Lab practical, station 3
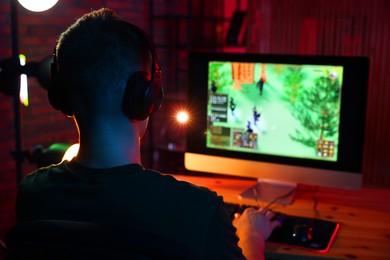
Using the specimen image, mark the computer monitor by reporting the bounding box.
[184,52,369,204]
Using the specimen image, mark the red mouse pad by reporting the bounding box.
[266,214,340,252]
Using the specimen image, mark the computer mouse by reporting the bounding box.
[292,224,313,243]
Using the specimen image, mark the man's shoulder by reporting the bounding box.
[20,162,65,185]
[143,170,220,201]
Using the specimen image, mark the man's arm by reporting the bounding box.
[204,199,246,259]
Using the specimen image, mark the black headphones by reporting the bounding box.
[48,21,163,120]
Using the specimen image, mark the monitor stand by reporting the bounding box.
[239,179,297,206]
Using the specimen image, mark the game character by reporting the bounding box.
[256,64,267,95]
[247,120,253,133]
[253,106,261,126]
[230,97,237,115]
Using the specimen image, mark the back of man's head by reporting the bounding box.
[54,8,148,121]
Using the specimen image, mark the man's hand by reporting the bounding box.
[233,207,281,260]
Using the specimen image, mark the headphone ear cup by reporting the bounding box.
[48,55,73,117]
[122,71,163,120]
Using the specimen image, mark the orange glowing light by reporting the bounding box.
[62,143,79,161]
[176,111,189,123]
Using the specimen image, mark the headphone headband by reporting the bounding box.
[48,20,163,120]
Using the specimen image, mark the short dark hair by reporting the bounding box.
[56,8,148,119]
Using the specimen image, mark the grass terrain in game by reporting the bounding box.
[206,61,344,161]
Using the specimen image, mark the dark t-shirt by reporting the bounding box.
[15,160,244,259]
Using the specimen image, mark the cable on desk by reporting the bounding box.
[250,185,297,210]
[308,186,319,225]
[264,187,297,209]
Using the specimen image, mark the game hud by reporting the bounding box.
[206,61,344,162]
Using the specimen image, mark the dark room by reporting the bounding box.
[0,0,389,259]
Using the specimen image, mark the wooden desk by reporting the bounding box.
[171,174,390,260]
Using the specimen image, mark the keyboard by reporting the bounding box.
[224,202,254,219]
[224,202,340,251]
[224,202,285,221]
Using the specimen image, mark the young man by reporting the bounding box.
[15,8,280,259]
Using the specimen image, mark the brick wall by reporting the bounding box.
[0,0,152,247]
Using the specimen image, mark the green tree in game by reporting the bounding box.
[290,72,341,148]
[282,66,306,105]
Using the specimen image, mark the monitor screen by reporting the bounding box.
[185,52,369,192]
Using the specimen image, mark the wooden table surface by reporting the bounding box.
[171,174,390,259]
